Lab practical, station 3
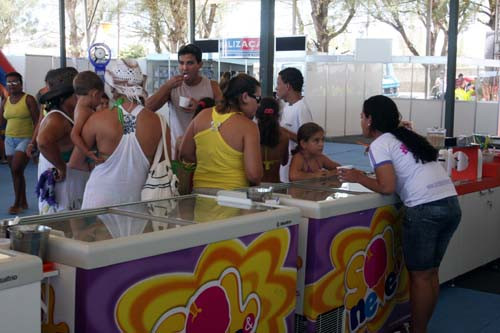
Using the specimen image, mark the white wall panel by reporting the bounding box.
[454,101,476,136]
[304,62,327,130]
[393,98,412,123]
[410,99,443,136]
[325,63,346,137]
[345,64,365,135]
[475,101,499,135]
[364,64,383,100]
[25,55,52,96]
[5,55,25,78]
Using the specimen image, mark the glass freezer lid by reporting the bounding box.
[114,195,277,224]
[278,177,373,194]
[42,212,163,242]
[273,184,357,202]
[291,177,344,189]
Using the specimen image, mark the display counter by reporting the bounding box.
[0,249,43,333]
[265,178,410,333]
[16,194,301,333]
[439,176,500,283]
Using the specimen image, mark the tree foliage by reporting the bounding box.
[130,0,224,54]
[119,44,146,59]
[65,0,122,58]
[66,0,84,57]
[475,0,496,30]
[364,0,480,57]
[131,0,189,54]
[0,0,38,48]
[277,0,306,35]
[197,0,221,39]
[309,0,358,52]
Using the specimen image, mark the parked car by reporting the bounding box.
[382,64,400,97]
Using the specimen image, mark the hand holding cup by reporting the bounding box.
[337,165,356,182]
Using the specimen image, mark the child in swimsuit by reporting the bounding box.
[256,97,289,183]
[70,71,106,164]
[289,122,340,181]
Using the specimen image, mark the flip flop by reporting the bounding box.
[8,206,22,215]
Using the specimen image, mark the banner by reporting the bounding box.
[221,38,260,58]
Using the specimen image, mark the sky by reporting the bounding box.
[3,0,493,60]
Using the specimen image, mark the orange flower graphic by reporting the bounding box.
[304,206,409,332]
[115,228,297,333]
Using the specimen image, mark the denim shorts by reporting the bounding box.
[403,196,461,271]
[4,136,31,156]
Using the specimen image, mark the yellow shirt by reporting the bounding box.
[193,108,248,190]
[455,88,470,101]
[3,94,33,138]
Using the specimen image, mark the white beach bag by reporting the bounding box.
[141,113,179,202]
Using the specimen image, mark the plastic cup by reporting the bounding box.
[179,96,191,108]
[427,128,446,148]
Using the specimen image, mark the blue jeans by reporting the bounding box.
[403,196,461,271]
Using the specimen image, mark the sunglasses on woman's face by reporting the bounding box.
[248,93,261,103]
[6,81,21,86]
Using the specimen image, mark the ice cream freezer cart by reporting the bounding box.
[267,178,410,333]
[0,249,43,333]
[16,194,302,333]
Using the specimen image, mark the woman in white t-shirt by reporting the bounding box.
[338,95,461,333]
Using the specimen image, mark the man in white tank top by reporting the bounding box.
[146,44,222,155]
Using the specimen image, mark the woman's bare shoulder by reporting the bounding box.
[242,116,259,131]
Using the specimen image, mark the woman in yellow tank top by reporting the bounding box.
[0,72,38,214]
[180,74,263,194]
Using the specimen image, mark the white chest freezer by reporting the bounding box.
[15,194,301,333]
[0,249,43,333]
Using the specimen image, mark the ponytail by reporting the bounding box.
[389,127,438,163]
[256,97,280,147]
[364,95,437,163]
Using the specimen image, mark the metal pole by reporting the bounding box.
[59,0,67,67]
[292,0,297,35]
[445,0,459,137]
[424,0,432,98]
[189,0,196,43]
[260,0,275,96]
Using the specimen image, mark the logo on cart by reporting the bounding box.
[150,267,261,333]
[115,228,295,333]
[345,230,402,332]
[0,274,17,283]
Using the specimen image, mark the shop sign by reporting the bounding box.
[221,38,260,58]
